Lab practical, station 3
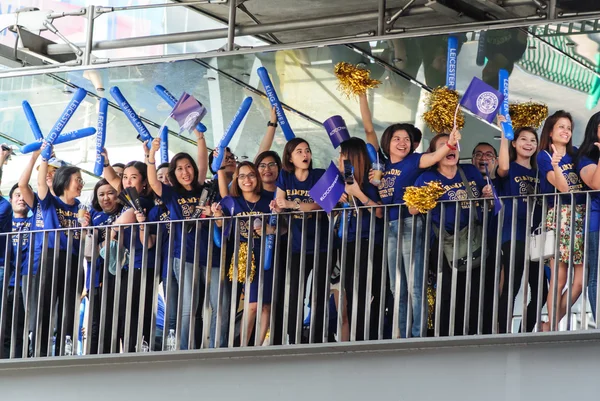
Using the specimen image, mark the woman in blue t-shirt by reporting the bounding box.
[336,138,383,341]
[495,118,546,333]
[577,111,600,319]
[88,179,123,354]
[536,110,586,332]
[412,133,493,336]
[148,138,213,349]
[272,138,329,344]
[18,147,90,356]
[361,94,462,338]
[212,162,275,345]
[103,154,158,352]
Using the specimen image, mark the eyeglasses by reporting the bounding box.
[76,178,85,186]
[258,162,278,170]
[237,173,257,181]
[473,151,496,159]
[225,154,238,162]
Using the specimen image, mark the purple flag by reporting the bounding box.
[309,162,345,214]
[171,92,207,132]
[460,77,504,124]
[323,115,351,149]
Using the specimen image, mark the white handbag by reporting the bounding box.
[529,227,556,262]
[529,153,558,262]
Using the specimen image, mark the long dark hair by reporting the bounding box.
[168,152,202,194]
[577,111,600,164]
[339,137,369,188]
[123,161,154,199]
[509,127,538,170]
[380,123,415,158]
[282,138,313,173]
[230,161,263,197]
[538,110,576,157]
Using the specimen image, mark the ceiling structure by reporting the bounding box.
[0,1,599,196]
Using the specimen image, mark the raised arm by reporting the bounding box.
[359,93,379,152]
[419,128,461,169]
[0,145,11,191]
[217,168,230,198]
[257,106,277,156]
[18,150,40,208]
[36,148,50,201]
[101,148,122,192]
[496,115,510,178]
[193,123,208,185]
[147,138,162,198]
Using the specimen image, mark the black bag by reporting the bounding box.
[434,167,485,271]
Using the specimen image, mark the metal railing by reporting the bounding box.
[0,192,596,359]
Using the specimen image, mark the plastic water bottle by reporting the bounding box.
[166,329,176,351]
[64,336,73,356]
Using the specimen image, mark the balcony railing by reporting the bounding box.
[0,192,595,358]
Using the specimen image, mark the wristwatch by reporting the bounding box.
[293,198,301,210]
[267,121,278,127]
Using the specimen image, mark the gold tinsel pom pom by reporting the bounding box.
[509,102,549,129]
[228,241,256,283]
[403,181,445,214]
[334,62,381,98]
[422,87,464,134]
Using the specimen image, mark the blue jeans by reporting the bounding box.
[387,216,425,338]
[588,230,599,319]
[173,258,199,350]
[201,266,230,348]
[162,271,178,333]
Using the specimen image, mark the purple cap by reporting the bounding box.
[323,115,351,149]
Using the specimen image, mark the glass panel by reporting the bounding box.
[2,20,600,194]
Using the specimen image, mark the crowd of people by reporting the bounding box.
[1,95,600,358]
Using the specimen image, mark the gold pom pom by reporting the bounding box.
[509,102,548,129]
[228,242,256,283]
[334,62,381,98]
[422,87,464,134]
[403,181,445,214]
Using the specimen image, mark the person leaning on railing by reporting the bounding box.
[18,145,89,356]
[537,110,587,332]
[87,179,124,355]
[146,135,222,350]
[102,154,157,353]
[211,161,275,346]
[411,133,493,337]
[336,137,383,342]
[2,183,30,358]
[576,110,600,320]
[270,138,329,344]
[360,91,463,338]
[495,118,545,333]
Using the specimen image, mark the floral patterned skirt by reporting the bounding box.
[545,204,585,264]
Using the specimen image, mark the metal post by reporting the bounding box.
[377,0,386,36]
[548,0,557,19]
[227,0,237,52]
[83,5,95,65]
